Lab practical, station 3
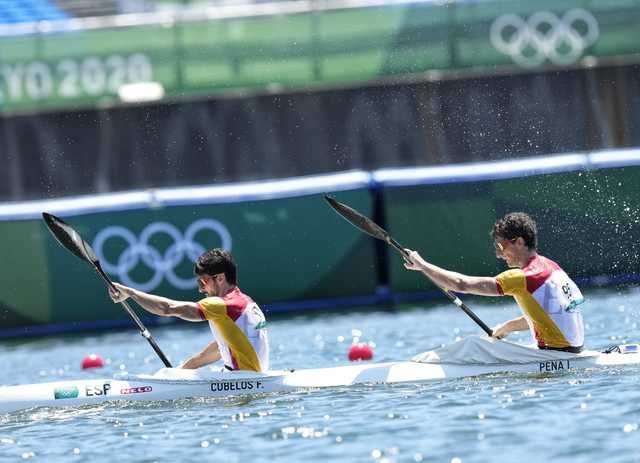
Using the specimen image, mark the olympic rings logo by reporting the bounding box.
[93,219,232,292]
[490,9,599,67]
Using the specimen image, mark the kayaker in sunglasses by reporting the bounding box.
[109,248,269,371]
[403,212,584,353]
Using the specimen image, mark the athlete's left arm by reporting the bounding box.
[180,341,221,369]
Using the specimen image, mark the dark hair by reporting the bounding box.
[194,248,237,285]
[491,212,538,250]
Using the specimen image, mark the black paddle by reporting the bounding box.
[324,196,493,336]
[42,212,173,367]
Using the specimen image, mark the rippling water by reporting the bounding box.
[1,286,640,463]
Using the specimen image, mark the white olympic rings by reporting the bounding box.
[490,9,599,67]
[93,219,232,292]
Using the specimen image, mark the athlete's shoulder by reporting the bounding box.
[535,254,562,270]
[495,268,526,295]
[523,254,560,275]
[196,296,226,320]
[198,296,225,311]
[223,287,254,306]
[523,254,564,293]
[496,268,525,280]
[198,296,224,306]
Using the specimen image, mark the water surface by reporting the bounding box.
[1,287,640,463]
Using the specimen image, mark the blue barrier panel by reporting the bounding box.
[0,171,380,336]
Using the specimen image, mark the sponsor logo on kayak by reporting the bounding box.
[120,386,153,395]
[210,381,263,392]
[54,386,79,400]
[85,383,111,397]
[539,360,571,372]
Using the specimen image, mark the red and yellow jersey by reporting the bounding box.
[197,287,269,372]
[496,254,584,349]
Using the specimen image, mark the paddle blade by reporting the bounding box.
[42,212,99,265]
[324,195,390,241]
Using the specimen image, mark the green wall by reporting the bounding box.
[1,155,638,332]
[383,166,640,294]
[2,0,640,113]
[0,188,377,328]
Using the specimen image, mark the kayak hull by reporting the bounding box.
[2,348,639,414]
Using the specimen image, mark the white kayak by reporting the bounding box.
[2,337,639,414]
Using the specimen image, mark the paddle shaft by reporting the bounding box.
[42,212,173,368]
[385,236,493,337]
[92,262,173,368]
[323,196,493,337]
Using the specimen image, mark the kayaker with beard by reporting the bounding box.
[109,248,269,371]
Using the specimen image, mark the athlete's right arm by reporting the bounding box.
[403,250,500,296]
[109,282,203,322]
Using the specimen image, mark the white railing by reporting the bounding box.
[0,0,441,36]
[373,149,640,186]
[1,148,638,221]
[0,171,371,219]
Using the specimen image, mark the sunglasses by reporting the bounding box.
[197,273,224,284]
[494,237,517,252]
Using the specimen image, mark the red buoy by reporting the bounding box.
[348,343,374,361]
[81,354,105,370]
